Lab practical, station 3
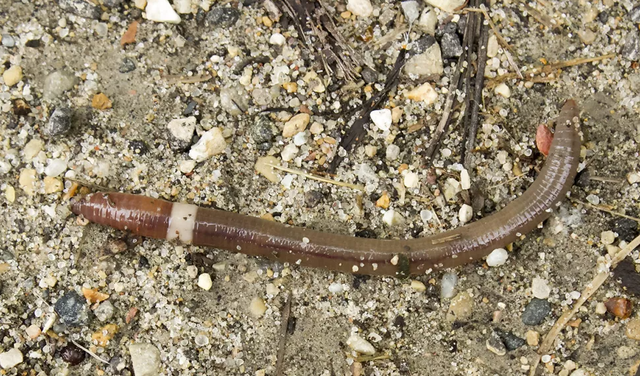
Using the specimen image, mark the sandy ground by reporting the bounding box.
[1,0,640,375]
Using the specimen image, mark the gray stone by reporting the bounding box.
[404,43,444,76]
[250,116,276,147]
[486,330,506,356]
[119,58,136,73]
[401,1,420,24]
[45,106,72,137]
[498,331,526,351]
[205,7,241,27]
[43,70,76,101]
[630,6,640,23]
[54,290,89,326]
[412,35,436,55]
[102,0,124,7]
[440,33,463,58]
[621,30,640,61]
[129,343,161,376]
[220,86,248,115]
[521,298,551,325]
[57,0,101,19]
[1,34,15,48]
[94,300,115,322]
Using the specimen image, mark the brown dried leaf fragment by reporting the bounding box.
[121,20,138,46]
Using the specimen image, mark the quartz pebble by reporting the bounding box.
[600,230,616,245]
[403,172,419,188]
[0,348,23,369]
[23,139,44,162]
[145,0,181,23]
[458,204,473,224]
[522,298,551,325]
[404,44,444,76]
[95,300,115,322]
[460,169,470,190]
[173,0,191,13]
[178,160,196,174]
[531,277,551,299]
[595,302,607,315]
[486,248,508,267]
[410,280,426,292]
[425,0,464,12]
[249,297,267,318]
[617,345,637,359]
[346,0,373,17]
[386,144,400,160]
[486,34,499,57]
[401,1,420,24]
[440,272,458,298]
[346,333,375,354]
[418,9,437,35]
[370,109,392,131]
[382,209,405,226]
[45,106,72,137]
[281,143,299,162]
[405,82,438,104]
[494,83,511,98]
[3,65,22,87]
[269,33,286,46]
[43,176,63,193]
[58,0,101,19]
[167,117,196,151]
[627,172,640,184]
[25,324,41,339]
[626,318,640,340]
[19,169,37,196]
[43,70,76,101]
[283,113,310,137]
[446,291,474,322]
[197,273,213,290]
[309,122,323,134]
[189,128,226,161]
[525,330,540,346]
[129,343,161,376]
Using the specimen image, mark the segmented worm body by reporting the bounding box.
[72,101,582,277]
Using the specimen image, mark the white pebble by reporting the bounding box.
[0,348,23,369]
[405,82,438,104]
[328,282,344,294]
[382,209,405,226]
[386,144,400,160]
[280,143,299,162]
[269,33,286,46]
[346,0,373,17]
[441,272,458,298]
[600,230,616,245]
[586,194,600,205]
[531,277,551,299]
[145,0,181,23]
[255,156,279,183]
[23,139,44,162]
[129,343,161,376]
[403,172,419,188]
[460,168,471,190]
[197,273,213,290]
[189,128,226,162]
[167,116,196,144]
[486,248,509,267]
[178,160,196,174]
[627,172,640,184]
[417,9,437,35]
[401,1,420,24]
[44,159,67,177]
[424,0,465,12]
[370,109,392,131]
[487,34,499,58]
[293,132,307,146]
[346,333,376,354]
[249,297,267,318]
[458,204,473,223]
[494,83,511,98]
[280,174,294,189]
[410,280,426,292]
[420,209,433,222]
[173,0,191,13]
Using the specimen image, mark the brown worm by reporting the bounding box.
[71,100,582,277]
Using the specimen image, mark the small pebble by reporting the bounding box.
[5,185,15,203]
[283,113,310,137]
[418,9,437,35]
[382,210,405,226]
[0,349,24,369]
[346,0,373,17]
[189,128,226,161]
[446,291,474,322]
[95,300,115,322]
[309,122,324,134]
[578,29,596,45]
[621,30,640,62]
[424,0,465,12]
[458,204,473,224]
[441,272,458,298]
[403,172,419,188]
[460,169,470,190]
[631,6,640,23]
[522,298,551,325]
[293,132,307,146]
[197,273,213,290]
[1,34,15,48]
[600,230,616,245]
[627,172,640,184]
[280,143,299,162]
[346,333,376,354]
[3,65,23,87]
[195,334,209,347]
[569,370,589,376]
[410,280,426,292]
[60,344,85,365]
[249,297,267,318]
[531,277,551,299]
[328,282,344,294]
[269,33,286,46]
[173,0,191,13]
[25,324,41,339]
[45,106,72,137]
[626,318,640,340]
[440,33,462,58]
[401,1,420,24]
[54,290,89,326]
[486,248,508,267]
[617,345,637,359]
[526,330,540,346]
[604,297,632,319]
[370,109,392,131]
[494,83,511,98]
[119,58,136,73]
[43,70,76,101]
[486,34,499,57]
[255,156,279,182]
[129,343,161,376]
[420,209,433,223]
[404,44,443,76]
[19,169,37,196]
[486,330,506,356]
[205,7,241,27]
[595,302,607,315]
[145,0,181,23]
[405,82,438,104]
[386,144,400,160]
[167,117,196,151]
[23,139,44,162]
[178,160,196,174]
[58,0,101,19]
[499,331,526,351]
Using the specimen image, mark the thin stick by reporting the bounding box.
[529,234,640,376]
[70,339,110,364]
[570,198,640,223]
[267,163,365,191]
[275,293,292,376]
[589,176,624,184]
[460,0,479,162]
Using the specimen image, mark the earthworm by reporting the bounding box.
[71,100,582,277]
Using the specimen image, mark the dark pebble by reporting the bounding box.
[613,259,640,297]
[54,290,89,326]
[609,217,639,242]
[138,255,150,269]
[45,106,72,137]
[486,330,506,355]
[25,39,42,48]
[0,249,15,261]
[304,190,324,208]
[457,15,467,35]
[598,10,608,24]
[60,343,85,365]
[361,66,378,83]
[412,35,436,55]
[436,21,457,37]
[574,169,590,188]
[621,30,640,61]
[250,116,276,145]
[129,140,148,155]
[440,33,463,58]
[58,0,101,19]
[119,58,136,73]
[205,7,241,27]
[498,330,526,351]
[12,99,30,116]
[521,298,551,325]
[630,6,640,23]
[355,228,377,238]
[183,101,198,116]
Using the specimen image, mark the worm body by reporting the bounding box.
[72,101,581,277]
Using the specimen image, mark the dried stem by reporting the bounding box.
[267,163,365,191]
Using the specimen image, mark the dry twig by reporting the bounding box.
[275,293,292,376]
[267,163,364,191]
